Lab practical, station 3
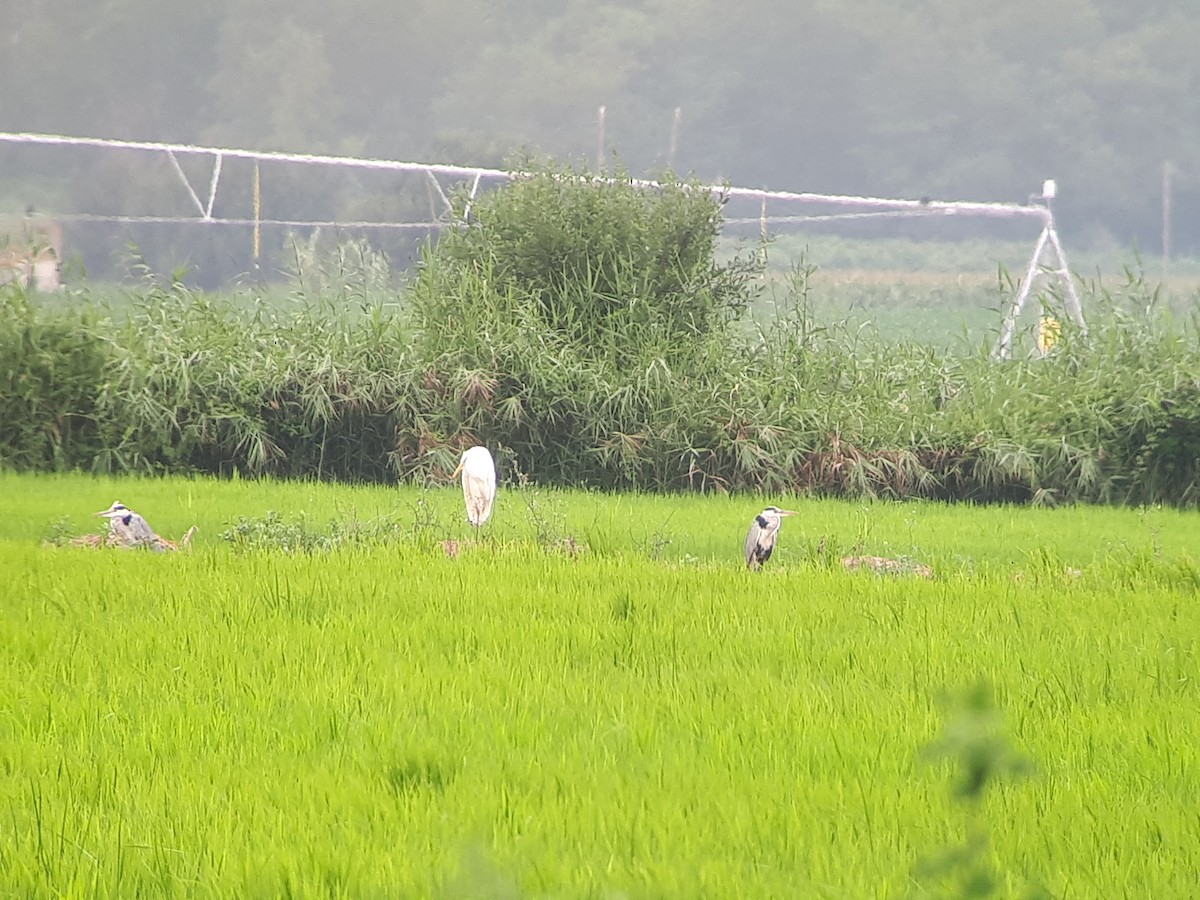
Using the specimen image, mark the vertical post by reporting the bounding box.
[253,162,261,270]
[667,107,682,171]
[759,195,769,264]
[596,105,606,173]
[1163,160,1173,281]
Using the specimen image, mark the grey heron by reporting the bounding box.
[744,505,798,570]
[96,500,162,550]
[451,446,497,527]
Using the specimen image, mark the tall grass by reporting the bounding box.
[4,164,1200,504]
[3,473,1199,897]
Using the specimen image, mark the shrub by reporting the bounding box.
[393,160,763,488]
[408,161,759,363]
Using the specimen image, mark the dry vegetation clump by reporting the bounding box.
[61,524,198,551]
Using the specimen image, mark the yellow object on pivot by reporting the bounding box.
[1036,315,1061,356]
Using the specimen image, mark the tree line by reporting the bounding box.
[2,0,1198,280]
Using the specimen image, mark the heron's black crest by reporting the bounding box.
[120,514,132,526]
[755,514,769,529]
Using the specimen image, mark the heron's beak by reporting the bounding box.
[779,509,799,516]
[450,461,464,480]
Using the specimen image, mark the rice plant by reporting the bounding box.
[2,472,1199,897]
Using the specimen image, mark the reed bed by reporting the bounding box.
[6,267,1200,505]
[5,164,1200,504]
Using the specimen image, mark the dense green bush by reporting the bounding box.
[410,163,757,360]
[3,170,1200,505]
[392,163,763,487]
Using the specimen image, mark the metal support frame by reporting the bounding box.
[0,132,1083,347]
[993,218,1083,360]
[723,189,1083,362]
[165,149,223,219]
[0,131,509,232]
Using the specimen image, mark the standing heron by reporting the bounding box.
[96,500,162,550]
[451,446,497,527]
[744,505,798,570]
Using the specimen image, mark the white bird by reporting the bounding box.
[95,500,162,550]
[451,446,497,527]
[744,505,798,570]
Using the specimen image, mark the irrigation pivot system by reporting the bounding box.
[0,131,1080,358]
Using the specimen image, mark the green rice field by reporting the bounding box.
[3,471,1199,897]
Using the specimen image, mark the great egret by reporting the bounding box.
[451,446,497,527]
[744,505,797,570]
[96,500,162,550]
